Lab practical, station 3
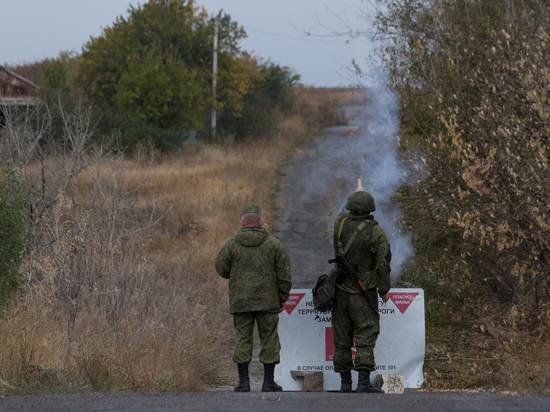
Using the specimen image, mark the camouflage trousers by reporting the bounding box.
[332,288,380,373]
[232,312,281,364]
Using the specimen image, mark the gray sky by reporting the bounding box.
[1,0,375,87]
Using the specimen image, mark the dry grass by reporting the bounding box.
[421,332,550,396]
[0,86,354,394]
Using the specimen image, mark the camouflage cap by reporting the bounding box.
[242,204,261,215]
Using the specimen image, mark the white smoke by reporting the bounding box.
[363,86,414,278]
[275,77,416,284]
[331,86,415,279]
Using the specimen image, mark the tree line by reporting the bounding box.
[11,0,300,150]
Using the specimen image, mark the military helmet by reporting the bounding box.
[346,191,376,213]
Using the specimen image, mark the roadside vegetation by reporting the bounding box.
[373,0,550,394]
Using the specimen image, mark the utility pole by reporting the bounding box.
[212,17,218,137]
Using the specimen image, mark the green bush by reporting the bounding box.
[0,170,34,308]
[218,61,300,139]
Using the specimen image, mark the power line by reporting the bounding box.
[243,25,352,45]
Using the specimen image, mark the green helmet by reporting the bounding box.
[346,191,376,213]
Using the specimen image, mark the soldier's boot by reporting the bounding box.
[261,363,283,392]
[356,370,384,393]
[234,363,250,392]
[340,371,352,393]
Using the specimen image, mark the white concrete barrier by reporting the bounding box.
[275,288,425,391]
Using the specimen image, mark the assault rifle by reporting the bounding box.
[328,254,379,319]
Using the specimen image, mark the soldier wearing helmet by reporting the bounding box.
[331,191,391,393]
[215,204,292,392]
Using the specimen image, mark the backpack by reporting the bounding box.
[312,217,375,312]
[312,269,338,312]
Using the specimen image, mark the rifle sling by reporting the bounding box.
[337,217,347,255]
[337,217,377,289]
[343,220,371,255]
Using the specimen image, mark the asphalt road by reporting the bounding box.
[2,391,549,412]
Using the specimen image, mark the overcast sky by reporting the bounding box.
[1,0,376,87]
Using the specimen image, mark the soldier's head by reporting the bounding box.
[346,191,376,215]
[241,204,263,227]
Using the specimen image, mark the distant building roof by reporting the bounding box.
[0,64,41,113]
[0,65,42,128]
[0,64,41,92]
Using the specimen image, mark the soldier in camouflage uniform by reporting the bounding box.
[331,191,391,393]
[215,204,292,392]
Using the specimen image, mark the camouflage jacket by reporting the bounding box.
[332,212,391,296]
[215,227,292,314]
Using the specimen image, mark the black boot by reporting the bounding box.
[234,363,250,392]
[340,371,352,393]
[356,370,384,393]
[261,363,282,392]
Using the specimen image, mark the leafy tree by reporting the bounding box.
[218,58,300,138]
[259,63,300,109]
[78,0,249,147]
[114,51,204,131]
[41,51,80,101]
[0,170,34,308]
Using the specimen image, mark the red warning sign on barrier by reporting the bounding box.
[325,327,356,361]
[388,292,418,314]
[283,293,305,315]
[325,327,334,361]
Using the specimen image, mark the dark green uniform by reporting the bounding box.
[331,211,391,373]
[216,227,292,364]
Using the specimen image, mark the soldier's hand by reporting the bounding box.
[380,293,389,303]
[279,302,285,313]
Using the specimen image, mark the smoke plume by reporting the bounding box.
[332,86,415,279]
